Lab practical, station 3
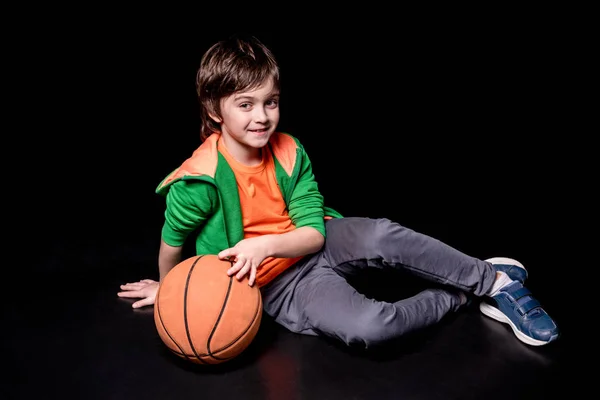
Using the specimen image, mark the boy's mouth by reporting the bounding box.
[249,128,269,134]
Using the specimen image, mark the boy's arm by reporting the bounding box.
[265,226,324,258]
[159,180,218,278]
[287,144,327,236]
[158,239,184,281]
[161,180,218,247]
[118,180,216,308]
[218,226,323,286]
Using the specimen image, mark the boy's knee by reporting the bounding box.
[315,310,398,349]
[345,321,392,349]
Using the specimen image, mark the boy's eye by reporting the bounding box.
[239,103,251,109]
[266,99,279,107]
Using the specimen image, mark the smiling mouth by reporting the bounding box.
[249,128,269,134]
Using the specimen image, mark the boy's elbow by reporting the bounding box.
[311,228,325,252]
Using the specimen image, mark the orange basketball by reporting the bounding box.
[154,254,263,365]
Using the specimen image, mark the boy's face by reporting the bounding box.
[212,77,280,159]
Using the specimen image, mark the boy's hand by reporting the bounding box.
[218,236,271,286]
[117,279,159,308]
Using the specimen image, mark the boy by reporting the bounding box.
[118,34,559,348]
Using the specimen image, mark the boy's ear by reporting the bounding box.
[208,112,222,123]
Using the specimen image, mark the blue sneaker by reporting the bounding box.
[479,280,559,346]
[486,257,528,284]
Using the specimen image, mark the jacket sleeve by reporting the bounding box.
[287,146,326,237]
[161,180,218,246]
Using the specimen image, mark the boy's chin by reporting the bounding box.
[248,132,272,146]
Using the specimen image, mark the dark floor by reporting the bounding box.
[9,23,580,400]
[5,233,572,400]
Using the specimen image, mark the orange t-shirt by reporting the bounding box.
[218,141,304,287]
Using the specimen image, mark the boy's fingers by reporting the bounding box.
[236,261,251,281]
[117,291,141,298]
[121,282,142,289]
[248,267,256,287]
[132,297,154,309]
[218,249,232,259]
[227,263,239,276]
[227,256,245,276]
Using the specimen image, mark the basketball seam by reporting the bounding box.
[206,274,233,360]
[207,288,262,360]
[183,256,209,364]
[156,292,192,362]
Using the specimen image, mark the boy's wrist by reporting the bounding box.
[263,234,278,258]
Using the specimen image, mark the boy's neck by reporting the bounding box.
[219,135,263,167]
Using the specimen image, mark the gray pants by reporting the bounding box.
[260,217,497,348]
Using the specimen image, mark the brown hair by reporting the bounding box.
[196,35,280,141]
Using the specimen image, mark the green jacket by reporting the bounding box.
[156,132,343,255]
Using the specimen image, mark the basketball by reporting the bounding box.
[153,254,263,365]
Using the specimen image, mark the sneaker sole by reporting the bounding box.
[485,257,527,272]
[479,302,553,346]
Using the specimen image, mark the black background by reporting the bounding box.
[15,14,589,335]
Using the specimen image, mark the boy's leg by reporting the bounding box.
[320,217,559,346]
[261,255,464,348]
[321,217,497,296]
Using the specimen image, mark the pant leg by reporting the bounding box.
[261,217,497,348]
[261,254,464,349]
[321,217,497,296]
